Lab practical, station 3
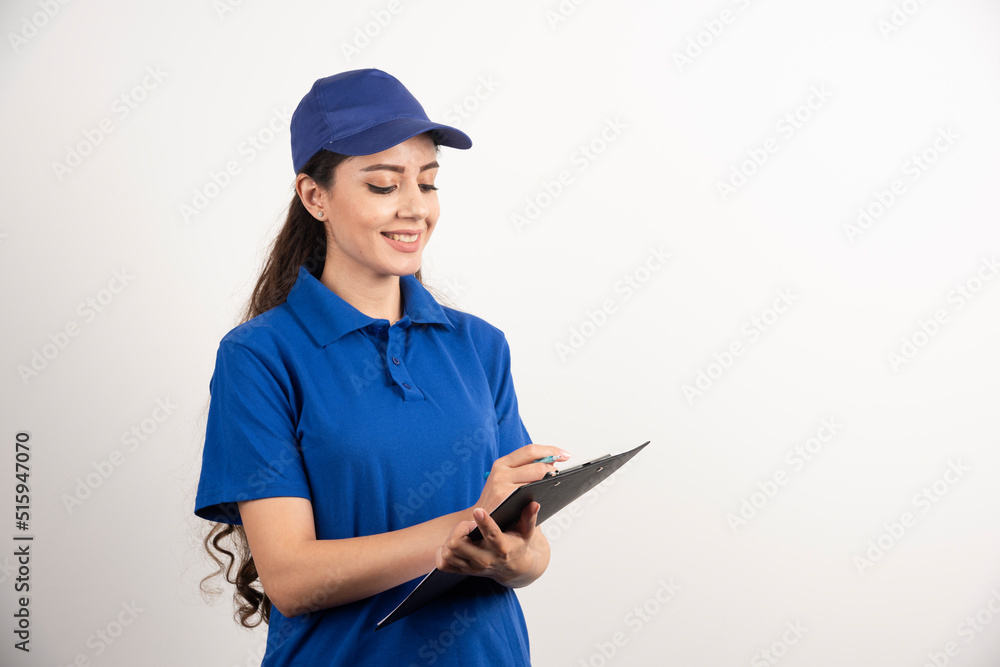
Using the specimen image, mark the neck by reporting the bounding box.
[319,263,404,324]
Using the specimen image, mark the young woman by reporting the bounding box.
[195,69,569,666]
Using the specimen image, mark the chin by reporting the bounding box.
[385,262,422,277]
[398,258,425,276]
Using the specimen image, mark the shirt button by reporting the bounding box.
[392,357,400,365]
[403,383,411,389]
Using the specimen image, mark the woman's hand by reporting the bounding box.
[475,444,571,513]
[434,444,571,587]
[435,502,549,588]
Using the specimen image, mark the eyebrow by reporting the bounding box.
[360,161,439,174]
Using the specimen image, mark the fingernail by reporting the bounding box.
[473,508,486,520]
[559,451,572,460]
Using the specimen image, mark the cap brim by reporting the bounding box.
[324,117,472,156]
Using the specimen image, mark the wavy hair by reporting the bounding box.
[195,149,353,627]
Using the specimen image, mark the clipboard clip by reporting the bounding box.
[545,459,607,479]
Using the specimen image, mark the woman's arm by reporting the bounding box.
[239,496,471,616]
[239,444,569,617]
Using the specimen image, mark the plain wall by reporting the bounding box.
[2,1,1000,665]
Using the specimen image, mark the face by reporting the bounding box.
[308,134,440,286]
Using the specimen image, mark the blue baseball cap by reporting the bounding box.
[290,69,472,173]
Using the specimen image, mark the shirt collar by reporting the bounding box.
[285,266,454,347]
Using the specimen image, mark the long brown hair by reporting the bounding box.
[200,150,346,627]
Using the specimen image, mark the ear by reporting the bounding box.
[295,173,326,218]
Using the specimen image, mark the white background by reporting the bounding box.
[2,1,1000,665]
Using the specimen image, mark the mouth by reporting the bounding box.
[380,230,423,253]
[381,232,419,243]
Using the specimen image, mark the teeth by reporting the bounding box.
[386,233,418,242]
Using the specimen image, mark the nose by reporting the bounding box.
[398,181,429,220]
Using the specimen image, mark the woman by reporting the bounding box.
[195,68,569,666]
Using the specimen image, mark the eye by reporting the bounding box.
[367,183,395,195]
[420,184,438,192]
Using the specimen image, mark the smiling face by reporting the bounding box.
[303,133,441,290]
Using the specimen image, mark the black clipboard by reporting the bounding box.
[376,441,649,630]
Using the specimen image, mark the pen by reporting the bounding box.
[483,455,559,480]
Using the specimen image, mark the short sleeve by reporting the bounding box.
[194,340,310,524]
[491,334,532,458]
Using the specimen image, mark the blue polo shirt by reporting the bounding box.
[195,266,533,666]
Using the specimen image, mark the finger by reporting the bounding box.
[489,446,573,486]
[497,444,573,469]
[523,501,540,531]
[440,523,500,574]
[436,544,475,573]
[448,519,478,543]
[472,507,503,544]
[469,507,514,565]
[439,519,480,568]
[510,501,539,538]
[486,461,555,487]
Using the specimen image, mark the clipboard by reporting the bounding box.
[376,441,650,630]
